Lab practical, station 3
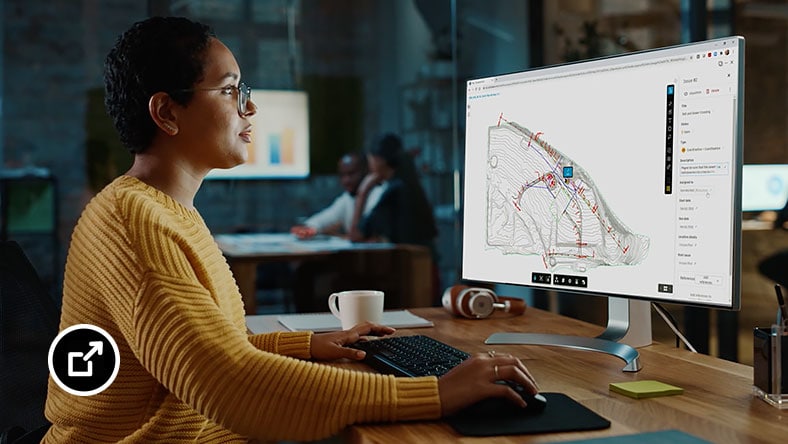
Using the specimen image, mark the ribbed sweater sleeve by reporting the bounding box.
[248,331,312,359]
[135,271,440,440]
[44,176,441,443]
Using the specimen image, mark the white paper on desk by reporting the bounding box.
[276,310,433,332]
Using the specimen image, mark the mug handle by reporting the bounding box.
[328,293,341,319]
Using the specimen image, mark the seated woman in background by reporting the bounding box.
[350,134,438,252]
[350,133,441,299]
[43,16,539,443]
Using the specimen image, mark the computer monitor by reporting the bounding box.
[463,36,744,371]
[742,164,788,212]
[206,89,309,179]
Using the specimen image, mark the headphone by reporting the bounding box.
[441,285,527,319]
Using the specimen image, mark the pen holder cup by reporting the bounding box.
[753,325,788,409]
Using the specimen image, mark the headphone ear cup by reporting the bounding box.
[443,286,525,318]
[455,286,496,318]
[466,291,496,318]
[442,285,469,316]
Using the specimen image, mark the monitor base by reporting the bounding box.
[485,297,650,372]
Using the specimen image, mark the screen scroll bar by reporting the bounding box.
[665,84,675,194]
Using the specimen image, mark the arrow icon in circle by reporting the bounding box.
[82,341,103,361]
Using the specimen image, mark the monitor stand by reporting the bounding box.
[485,297,651,372]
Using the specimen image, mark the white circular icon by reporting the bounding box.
[48,324,120,396]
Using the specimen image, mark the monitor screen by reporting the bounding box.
[463,37,743,311]
[741,164,788,212]
[206,89,309,179]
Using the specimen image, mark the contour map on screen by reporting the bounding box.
[486,120,650,272]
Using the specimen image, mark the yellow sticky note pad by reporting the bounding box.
[609,380,684,399]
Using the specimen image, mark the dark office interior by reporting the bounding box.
[1,0,786,365]
[2,1,788,442]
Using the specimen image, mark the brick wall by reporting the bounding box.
[1,0,418,297]
[2,0,148,290]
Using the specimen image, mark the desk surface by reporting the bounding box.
[249,307,787,443]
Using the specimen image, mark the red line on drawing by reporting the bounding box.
[504,122,637,259]
[527,131,544,148]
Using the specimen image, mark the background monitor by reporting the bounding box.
[463,37,744,370]
[206,90,309,179]
[741,164,788,212]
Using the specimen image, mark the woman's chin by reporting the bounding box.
[225,151,249,169]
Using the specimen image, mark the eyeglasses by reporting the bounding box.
[171,82,252,117]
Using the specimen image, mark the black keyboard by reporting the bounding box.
[349,335,470,377]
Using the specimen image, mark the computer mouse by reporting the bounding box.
[507,381,547,414]
[521,392,548,415]
[454,383,547,419]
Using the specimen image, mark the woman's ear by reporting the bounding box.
[149,92,179,136]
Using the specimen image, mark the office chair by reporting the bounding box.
[0,241,60,442]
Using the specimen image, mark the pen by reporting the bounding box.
[775,284,788,326]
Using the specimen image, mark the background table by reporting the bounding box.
[216,233,433,314]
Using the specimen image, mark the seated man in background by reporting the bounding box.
[291,152,383,239]
[291,152,384,311]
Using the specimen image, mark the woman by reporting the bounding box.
[350,134,438,248]
[43,17,539,443]
[349,133,442,299]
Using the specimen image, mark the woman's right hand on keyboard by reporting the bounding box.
[436,353,539,416]
[310,321,396,361]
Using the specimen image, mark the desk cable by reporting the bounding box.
[652,302,698,353]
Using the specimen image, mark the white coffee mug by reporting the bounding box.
[327,290,384,330]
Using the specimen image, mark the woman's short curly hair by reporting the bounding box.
[104,17,215,154]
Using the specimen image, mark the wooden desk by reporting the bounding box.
[248,307,788,443]
[216,233,433,314]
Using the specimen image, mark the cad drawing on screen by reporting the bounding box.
[486,120,650,273]
[463,36,745,372]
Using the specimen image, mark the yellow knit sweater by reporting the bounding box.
[43,176,441,443]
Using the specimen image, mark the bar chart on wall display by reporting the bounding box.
[206,89,310,179]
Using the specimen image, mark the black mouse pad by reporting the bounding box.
[446,392,610,437]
